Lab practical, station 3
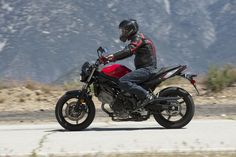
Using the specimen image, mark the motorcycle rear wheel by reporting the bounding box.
[55,94,95,131]
[153,87,195,129]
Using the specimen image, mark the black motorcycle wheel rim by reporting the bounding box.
[61,98,89,125]
[160,95,188,122]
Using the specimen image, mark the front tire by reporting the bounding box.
[55,94,95,131]
[153,87,195,129]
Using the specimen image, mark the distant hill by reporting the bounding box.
[0,0,235,83]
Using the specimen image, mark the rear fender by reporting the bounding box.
[158,87,194,108]
[158,87,190,97]
[146,87,193,112]
[179,73,200,95]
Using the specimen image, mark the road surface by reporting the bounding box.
[0,120,236,156]
[0,104,236,124]
[1,104,236,123]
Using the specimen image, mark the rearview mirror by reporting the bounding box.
[104,48,108,53]
[97,47,104,53]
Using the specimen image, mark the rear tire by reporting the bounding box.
[55,94,95,131]
[153,87,195,129]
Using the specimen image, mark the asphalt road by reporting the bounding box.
[0,104,236,123]
[0,120,236,156]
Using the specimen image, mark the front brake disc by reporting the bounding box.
[65,102,86,121]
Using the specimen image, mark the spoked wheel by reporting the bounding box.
[153,87,195,129]
[55,94,95,131]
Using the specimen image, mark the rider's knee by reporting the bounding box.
[119,80,130,90]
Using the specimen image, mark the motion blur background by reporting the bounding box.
[0,0,235,83]
[0,0,235,121]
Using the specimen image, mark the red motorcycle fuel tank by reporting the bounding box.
[101,64,131,79]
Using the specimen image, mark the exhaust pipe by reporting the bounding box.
[145,97,181,112]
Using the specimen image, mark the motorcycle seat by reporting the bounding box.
[150,65,182,79]
[140,65,182,90]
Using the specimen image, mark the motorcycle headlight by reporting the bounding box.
[80,62,91,82]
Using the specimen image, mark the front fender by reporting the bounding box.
[65,90,81,97]
[65,90,92,100]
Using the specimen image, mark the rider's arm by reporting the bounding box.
[112,36,143,61]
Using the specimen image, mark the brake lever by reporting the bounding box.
[98,56,109,65]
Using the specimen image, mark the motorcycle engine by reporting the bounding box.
[98,90,136,118]
[111,95,135,118]
[97,91,114,105]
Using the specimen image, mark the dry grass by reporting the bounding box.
[160,76,189,86]
[41,86,52,94]
[0,82,7,90]
[24,80,62,93]
[25,80,40,90]
[19,98,25,103]
[35,91,41,96]
[0,98,5,103]
[0,80,19,89]
[36,98,41,102]
[63,80,82,90]
[205,64,236,92]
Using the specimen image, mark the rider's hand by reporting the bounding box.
[107,54,115,62]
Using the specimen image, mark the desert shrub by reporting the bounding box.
[63,79,82,90]
[0,98,5,103]
[40,85,52,94]
[0,80,20,89]
[160,76,189,86]
[19,98,25,102]
[24,80,61,93]
[63,79,94,94]
[63,80,95,94]
[25,80,40,90]
[206,65,236,92]
[0,81,5,89]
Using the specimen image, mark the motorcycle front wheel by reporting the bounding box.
[55,94,95,131]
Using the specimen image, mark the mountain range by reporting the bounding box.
[0,0,235,83]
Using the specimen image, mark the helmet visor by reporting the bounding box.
[119,28,125,37]
[119,28,128,42]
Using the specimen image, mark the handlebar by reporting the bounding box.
[98,56,109,64]
[96,46,111,65]
[97,46,107,57]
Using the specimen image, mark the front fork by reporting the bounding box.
[73,85,91,113]
[75,66,97,111]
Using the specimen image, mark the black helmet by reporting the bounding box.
[119,19,139,42]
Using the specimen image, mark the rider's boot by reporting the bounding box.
[135,92,155,111]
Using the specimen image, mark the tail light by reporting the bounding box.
[181,73,199,95]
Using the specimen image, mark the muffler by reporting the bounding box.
[145,97,181,111]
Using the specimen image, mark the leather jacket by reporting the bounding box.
[113,32,157,69]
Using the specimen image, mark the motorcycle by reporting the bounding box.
[55,47,199,131]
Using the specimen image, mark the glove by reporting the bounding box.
[107,54,115,62]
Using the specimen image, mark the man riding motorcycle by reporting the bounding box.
[55,19,197,131]
[107,19,157,108]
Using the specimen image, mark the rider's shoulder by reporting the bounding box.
[130,32,144,42]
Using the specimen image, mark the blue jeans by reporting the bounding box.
[119,66,155,100]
